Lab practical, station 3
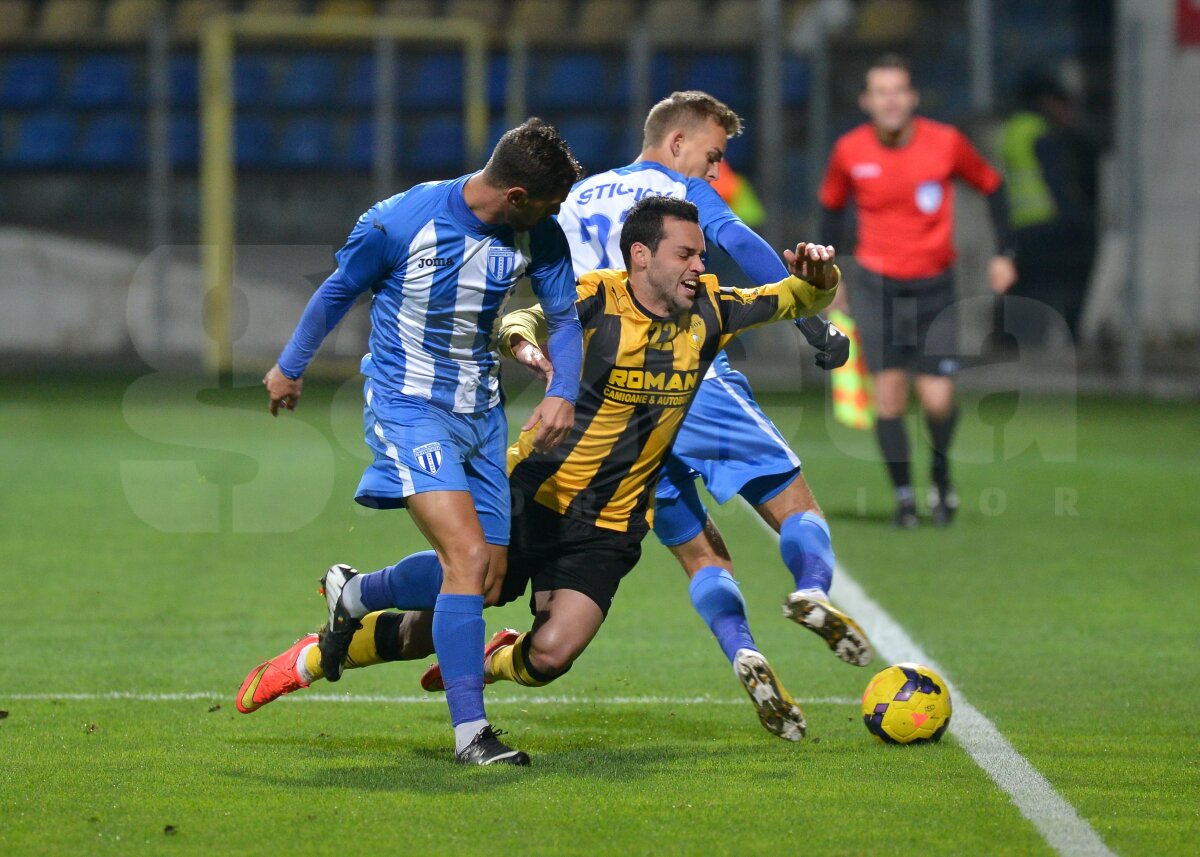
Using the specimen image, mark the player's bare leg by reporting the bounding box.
[915,373,959,526]
[873,368,919,528]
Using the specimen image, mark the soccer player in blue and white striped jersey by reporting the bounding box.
[259,119,584,766]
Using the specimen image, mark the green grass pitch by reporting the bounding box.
[2,372,1198,855]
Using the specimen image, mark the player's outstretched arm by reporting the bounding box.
[264,363,303,416]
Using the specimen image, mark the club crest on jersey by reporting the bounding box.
[487,246,517,282]
[688,316,706,352]
[915,181,944,214]
[412,442,443,475]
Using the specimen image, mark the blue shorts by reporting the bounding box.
[653,370,801,547]
[355,379,511,546]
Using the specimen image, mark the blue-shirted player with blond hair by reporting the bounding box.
[556,92,874,730]
[250,119,584,766]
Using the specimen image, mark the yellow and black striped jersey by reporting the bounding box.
[502,268,836,534]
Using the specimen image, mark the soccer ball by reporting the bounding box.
[861,662,952,744]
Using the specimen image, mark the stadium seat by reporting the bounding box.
[314,0,375,17]
[168,55,198,107]
[77,114,143,167]
[0,0,34,46]
[399,52,463,109]
[510,0,571,46]
[380,0,437,18]
[235,115,274,167]
[709,0,759,47]
[67,55,136,109]
[557,117,618,172]
[276,117,336,168]
[680,54,751,110]
[169,112,199,166]
[407,115,464,172]
[171,0,230,42]
[575,0,636,47]
[645,0,705,47]
[487,53,508,110]
[234,56,272,107]
[341,116,406,169]
[852,0,917,44]
[105,0,168,43]
[0,54,62,108]
[782,53,810,105]
[276,55,339,109]
[38,0,101,42]
[444,0,507,32]
[7,112,76,167]
[535,54,624,111]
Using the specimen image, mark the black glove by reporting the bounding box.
[796,316,850,370]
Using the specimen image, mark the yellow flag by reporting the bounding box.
[828,309,874,429]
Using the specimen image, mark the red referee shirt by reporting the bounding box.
[819,117,1002,280]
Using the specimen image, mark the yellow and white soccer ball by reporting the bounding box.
[861,663,952,744]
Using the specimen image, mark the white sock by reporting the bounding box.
[340,575,367,617]
[295,643,317,684]
[454,718,489,753]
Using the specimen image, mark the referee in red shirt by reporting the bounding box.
[820,54,1017,528]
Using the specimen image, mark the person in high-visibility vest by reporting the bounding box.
[1000,71,1098,345]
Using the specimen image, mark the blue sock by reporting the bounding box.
[433,593,486,727]
[688,566,757,664]
[357,550,443,611]
[779,511,834,594]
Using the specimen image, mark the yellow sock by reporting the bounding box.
[301,611,389,681]
[486,632,552,687]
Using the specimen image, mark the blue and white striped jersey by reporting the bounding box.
[283,174,577,414]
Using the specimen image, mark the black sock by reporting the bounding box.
[374,611,406,662]
[875,417,911,495]
[927,409,958,493]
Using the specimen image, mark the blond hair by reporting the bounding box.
[643,90,743,148]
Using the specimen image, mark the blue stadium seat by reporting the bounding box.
[557,117,617,172]
[407,115,464,172]
[276,117,335,167]
[341,117,405,170]
[169,56,198,108]
[0,54,61,108]
[650,54,674,99]
[783,54,810,106]
[7,112,76,167]
[170,113,198,167]
[400,53,463,109]
[487,116,507,150]
[77,115,143,167]
[235,115,273,167]
[234,56,272,107]
[535,55,624,110]
[276,55,339,108]
[345,56,376,108]
[487,53,507,110]
[680,54,750,110]
[67,55,135,109]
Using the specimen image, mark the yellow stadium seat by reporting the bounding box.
[645,0,705,47]
[853,0,918,44]
[444,0,507,31]
[575,0,635,46]
[172,0,230,41]
[314,0,376,18]
[243,0,304,16]
[380,0,437,18]
[105,0,168,42]
[38,0,102,41]
[509,0,570,45]
[709,0,759,46]
[0,0,34,45]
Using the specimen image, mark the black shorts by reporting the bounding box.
[850,268,960,376]
[497,489,643,617]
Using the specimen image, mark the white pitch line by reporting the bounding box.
[829,567,1115,857]
[1,692,857,706]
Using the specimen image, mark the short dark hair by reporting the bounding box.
[619,196,700,268]
[483,118,583,200]
[643,90,743,148]
[865,53,913,88]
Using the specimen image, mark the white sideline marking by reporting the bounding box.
[829,568,1115,857]
[2,692,856,706]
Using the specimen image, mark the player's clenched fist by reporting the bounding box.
[784,243,839,290]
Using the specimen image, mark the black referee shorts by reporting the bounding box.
[497,489,643,617]
[850,268,961,376]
